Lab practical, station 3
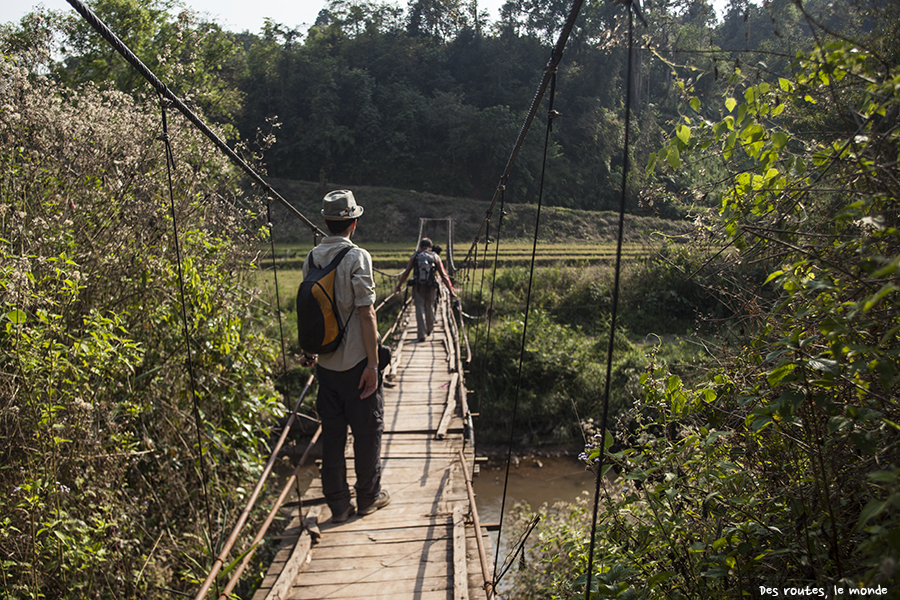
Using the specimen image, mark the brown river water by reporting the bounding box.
[473,453,598,596]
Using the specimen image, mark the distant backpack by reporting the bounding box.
[297,246,354,354]
[412,250,438,288]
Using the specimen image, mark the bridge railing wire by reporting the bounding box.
[158,97,216,592]
[583,3,646,599]
[214,376,319,600]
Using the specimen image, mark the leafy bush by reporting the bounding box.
[1,56,282,598]
[470,308,643,445]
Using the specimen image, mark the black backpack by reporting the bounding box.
[297,246,353,354]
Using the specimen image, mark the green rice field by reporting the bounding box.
[261,241,650,273]
[254,241,656,318]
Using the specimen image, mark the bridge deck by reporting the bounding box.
[253,299,491,600]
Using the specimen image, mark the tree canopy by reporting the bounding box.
[2,0,857,213]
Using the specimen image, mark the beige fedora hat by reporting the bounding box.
[321,189,364,220]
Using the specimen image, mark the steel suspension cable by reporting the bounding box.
[266,204,290,373]
[492,72,559,590]
[461,0,585,266]
[64,0,325,239]
[584,3,643,598]
[158,98,216,591]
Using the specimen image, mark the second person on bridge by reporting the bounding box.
[395,238,456,342]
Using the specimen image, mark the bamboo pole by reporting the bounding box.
[458,449,494,600]
[218,425,323,599]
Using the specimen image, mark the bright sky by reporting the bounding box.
[1,0,511,34]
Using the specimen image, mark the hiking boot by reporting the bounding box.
[358,489,391,516]
[332,504,355,523]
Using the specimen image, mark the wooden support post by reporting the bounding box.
[385,326,408,383]
[442,291,458,374]
[458,449,494,600]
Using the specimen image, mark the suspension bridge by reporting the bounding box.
[54,0,643,597]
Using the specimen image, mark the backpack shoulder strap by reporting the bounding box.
[309,245,352,271]
[327,246,353,269]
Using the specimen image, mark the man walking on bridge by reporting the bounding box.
[299,190,390,522]
[395,238,456,342]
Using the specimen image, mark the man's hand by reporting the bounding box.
[359,366,378,399]
[300,353,317,368]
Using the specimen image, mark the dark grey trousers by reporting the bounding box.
[315,358,384,514]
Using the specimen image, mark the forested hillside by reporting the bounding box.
[3,0,859,213]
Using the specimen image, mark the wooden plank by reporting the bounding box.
[290,575,451,599]
[295,561,451,586]
[377,439,458,448]
[386,390,448,398]
[376,451,461,459]
[390,378,451,385]
[307,537,450,560]
[465,530,493,600]
[316,514,452,535]
[302,545,451,573]
[435,372,460,440]
[442,297,458,375]
[452,505,469,600]
[376,448,459,456]
[384,327,408,383]
[301,458,465,499]
[300,475,458,501]
[302,527,455,546]
[290,591,450,600]
[383,406,446,416]
[263,529,313,600]
[385,392,447,402]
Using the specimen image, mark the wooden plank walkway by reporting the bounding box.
[253,296,492,600]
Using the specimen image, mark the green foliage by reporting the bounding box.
[619,239,728,335]
[470,306,645,445]
[509,21,900,600]
[466,250,713,447]
[2,0,244,127]
[0,55,282,598]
